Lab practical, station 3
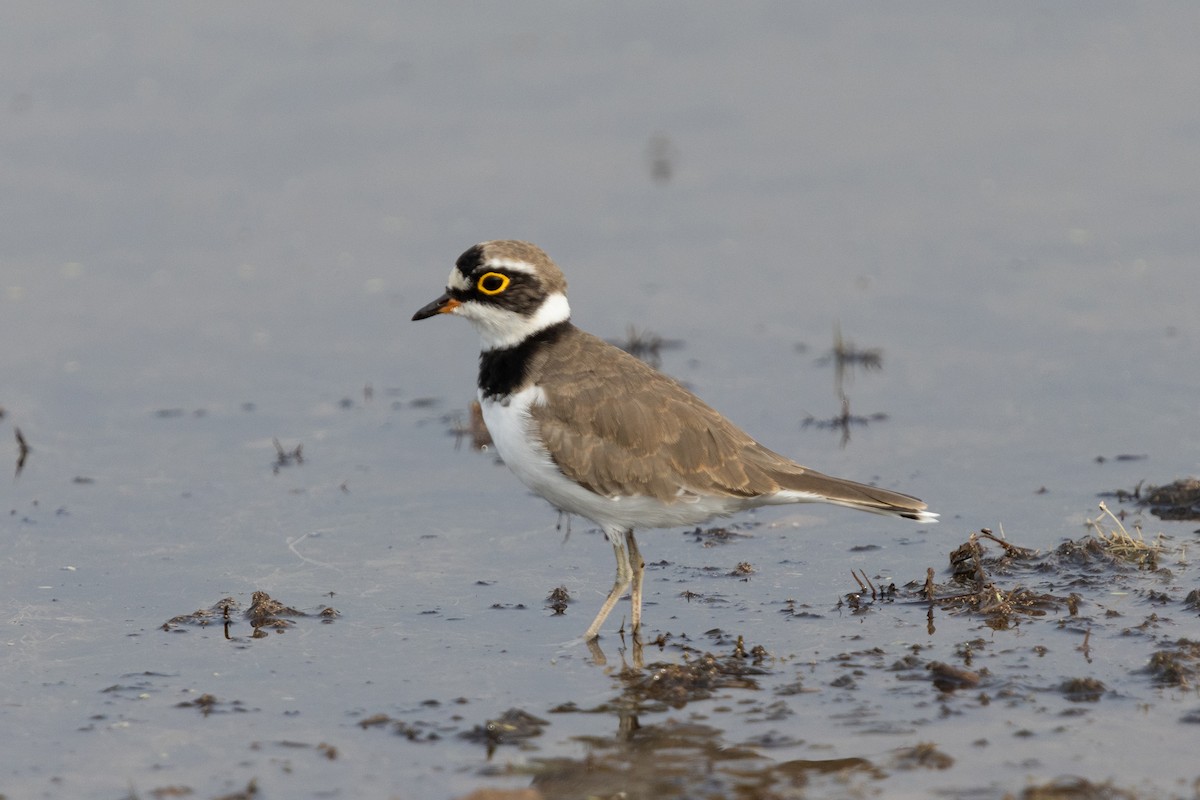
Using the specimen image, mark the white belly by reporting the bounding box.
[480,386,744,533]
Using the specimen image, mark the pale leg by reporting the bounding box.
[584,530,633,641]
[625,530,644,638]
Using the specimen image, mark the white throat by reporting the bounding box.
[458,291,571,351]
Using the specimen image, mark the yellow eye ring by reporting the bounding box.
[477,271,510,295]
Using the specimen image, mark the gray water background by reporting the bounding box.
[3,5,1199,799]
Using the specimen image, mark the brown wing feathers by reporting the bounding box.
[529,326,928,517]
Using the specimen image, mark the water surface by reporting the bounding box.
[3,5,1199,799]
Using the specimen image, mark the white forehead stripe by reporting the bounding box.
[447,257,537,292]
[484,257,538,275]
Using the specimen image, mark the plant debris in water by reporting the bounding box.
[885,506,1183,635]
[890,741,954,771]
[1143,639,1200,688]
[161,592,336,637]
[615,649,769,710]
[1106,476,1200,521]
[14,426,31,476]
[882,529,1072,631]
[272,438,304,473]
[1079,502,1166,568]
[802,325,889,446]
[1016,776,1143,800]
[175,692,250,717]
[460,708,549,752]
[685,524,752,546]
[1059,676,1107,702]
[358,712,449,743]
[163,597,239,627]
[545,585,571,615]
[926,661,983,692]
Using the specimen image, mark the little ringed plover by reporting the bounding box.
[413,240,937,641]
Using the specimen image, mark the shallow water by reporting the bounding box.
[3,5,1200,799]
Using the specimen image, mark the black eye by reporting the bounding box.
[477,271,510,296]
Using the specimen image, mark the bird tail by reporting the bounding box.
[770,469,938,523]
